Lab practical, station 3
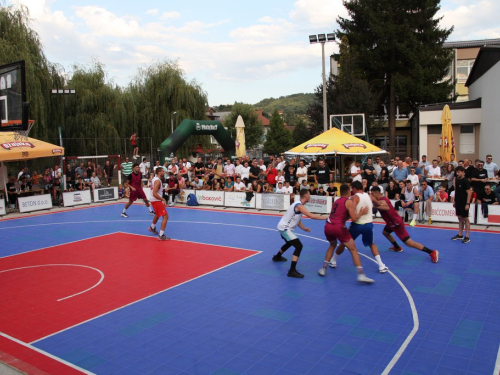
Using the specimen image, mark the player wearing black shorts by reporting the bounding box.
[451,166,472,243]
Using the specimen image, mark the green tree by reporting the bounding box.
[128,60,209,158]
[0,4,63,140]
[264,110,292,155]
[292,118,310,147]
[337,0,453,154]
[223,102,264,149]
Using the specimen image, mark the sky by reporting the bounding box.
[9,0,500,106]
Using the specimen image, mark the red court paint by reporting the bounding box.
[0,232,258,343]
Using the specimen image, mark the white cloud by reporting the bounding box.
[290,0,347,30]
[438,0,500,40]
[145,9,158,16]
[160,11,180,20]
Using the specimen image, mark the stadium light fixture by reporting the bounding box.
[309,33,336,132]
[171,111,178,134]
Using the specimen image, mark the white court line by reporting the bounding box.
[0,330,93,374]
[3,217,417,373]
[0,264,104,301]
[494,343,500,375]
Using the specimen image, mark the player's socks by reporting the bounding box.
[413,213,418,220]
[332,252,339,262]
[422,246,433,254]
[149,206,153,212]
[374,255,384,267]
[151,224,155,230]
[391,240,399,248]
[356,266,364,274]
[290,261,297,270]
[122,208,126,213]
[160,230,165,236]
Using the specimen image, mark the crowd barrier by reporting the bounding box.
[2,187,500,228]
[0,197,6,216]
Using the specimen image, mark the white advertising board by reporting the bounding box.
[93,187,119,202]
[294,195,332,214]
[143,187,151,200]
[430,202,475,223]
[178,189,194,204]
[256,193,291,211]
[18,194,52,213]
[476,204,500,226]
[194,190,225,206]
[63,190,92,207]
[0,197,6,216]
[224,192,256,208]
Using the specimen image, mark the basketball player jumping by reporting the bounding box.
[121,163,154,217]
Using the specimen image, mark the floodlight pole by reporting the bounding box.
[51,89,76,190]
[309,33,335,133]
[171,111,178,134]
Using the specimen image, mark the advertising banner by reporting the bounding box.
[194,190,224,206]
[224,192,255,208]
[476,204,500,226]
[94,187,118,202]
[305,195,332,214]
[63,190,92,207]
[18,194,52,213]
[143,187,151,200]
[177,189,194,204]
[430,202,475,223]
[0,197,6,215]
[256,193,290,211]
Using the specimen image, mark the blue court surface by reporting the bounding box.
[1,204,500,375]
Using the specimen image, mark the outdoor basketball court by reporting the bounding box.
[1,204,500,375]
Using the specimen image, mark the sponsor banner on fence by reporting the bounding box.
[143,187,151,200]
[177,189,194,204]
[294,195,333,214]
[256,193,290,211]
[94,187,118,202]
[0,197,6,215]
[224,192,255,208]
[429,202,475,223]
[18,194,52,213]
[63,190,92,207]
[194,190,225,206]
[476,204,500,226]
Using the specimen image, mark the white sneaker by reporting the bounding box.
[168,202,174,207]
[318,267,326,276]
[357,274,375,283]
[329,261,337,268]
[379,265,389,273]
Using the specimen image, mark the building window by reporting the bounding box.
[427,125,442,135]
[460,125,475,154]
[457,59,475,82]
[373,135,407,157]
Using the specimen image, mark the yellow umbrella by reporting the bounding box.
[235,115,246,157]
[440,105,455,162]
[284,127,386,156]
[0,132,64,162]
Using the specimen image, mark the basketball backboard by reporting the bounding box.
[330,114,365,136]
[0,60,28,131]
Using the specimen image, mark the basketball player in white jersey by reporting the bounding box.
[274,189,326,278]
[330,180,389,273]
[148,167,170,240]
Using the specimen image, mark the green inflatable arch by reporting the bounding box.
[159,119,235,163]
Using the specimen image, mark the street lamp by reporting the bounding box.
[170,111,178,134]
[51,88,76,190]
[309,33,335,132]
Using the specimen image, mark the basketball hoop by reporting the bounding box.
[13,120,35,142]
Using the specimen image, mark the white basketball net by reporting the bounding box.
[13,121,34,142]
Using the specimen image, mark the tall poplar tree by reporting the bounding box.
[337,0,453,154]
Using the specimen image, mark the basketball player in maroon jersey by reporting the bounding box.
[319,184,374,283]
[121,163,154,217]
[370,186,439,262]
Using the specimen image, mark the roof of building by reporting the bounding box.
[443,38,500,49]
[465,46,500,87]
[418,98,482,112]
[255,110,270,126]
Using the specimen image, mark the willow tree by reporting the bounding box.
[62,60,131,156]
[0,4,63,140]
[128,61,209,158]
